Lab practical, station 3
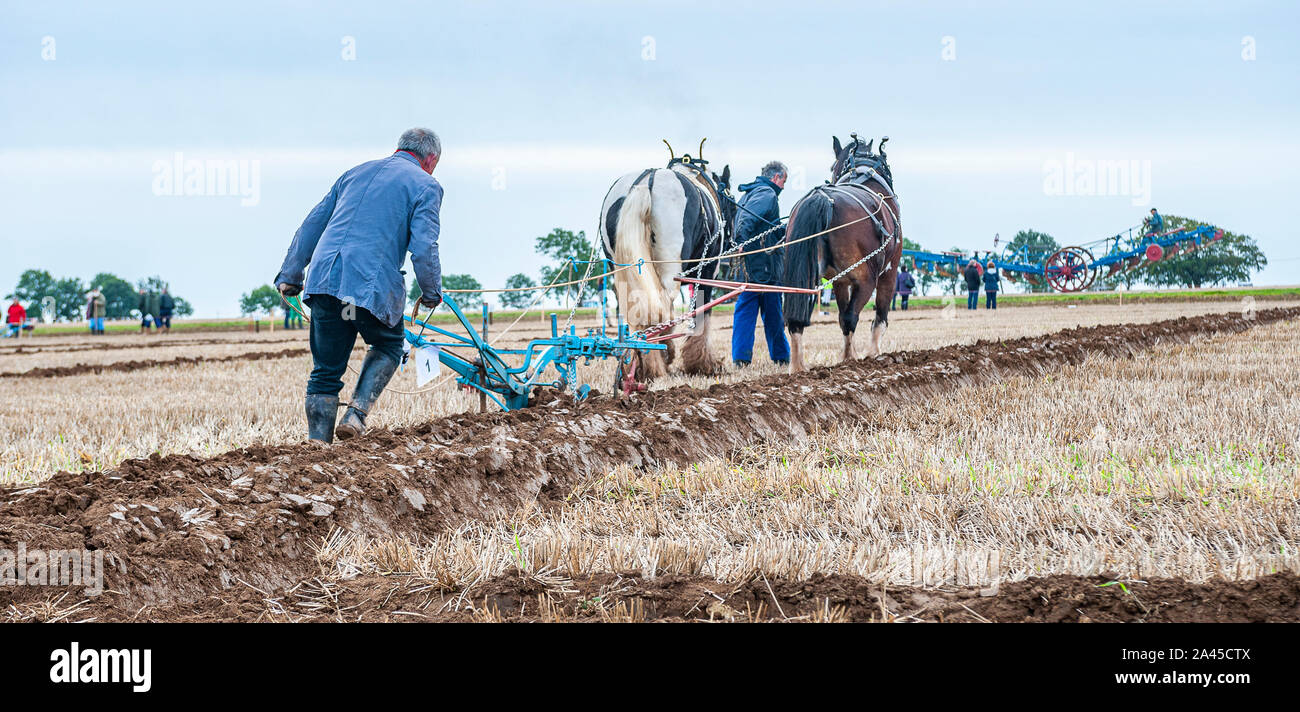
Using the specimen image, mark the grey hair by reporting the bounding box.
[397,128,441,159]
[761,161,788,180]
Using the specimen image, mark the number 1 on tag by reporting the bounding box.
[413,346,440,386]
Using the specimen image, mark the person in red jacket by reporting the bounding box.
[6,297,26,338]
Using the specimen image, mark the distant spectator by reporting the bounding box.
[284,293,304,330]
[137,289,148,333]
[983,261,1001,310]
[6,297,25,338]
[1146,208,1164,236]
[138,289,160,334]
[85,287,107,335]
[963,259,982,310]
[158,288,175,334]
[894,264,915,311]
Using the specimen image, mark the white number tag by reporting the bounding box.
[413,346,440,386]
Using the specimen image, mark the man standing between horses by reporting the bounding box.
[730,161,790,367]
[275,128,444,444]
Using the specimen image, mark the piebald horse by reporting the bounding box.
[599,140,734,380]
[782,135,902,371]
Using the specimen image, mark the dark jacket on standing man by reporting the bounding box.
[896,270,915,296]
[983,271,1000,292]
[963,264,981,291]
[733,177,784,285]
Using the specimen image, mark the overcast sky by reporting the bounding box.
[2,0,1297,316]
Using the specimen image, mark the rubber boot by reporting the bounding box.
[305,394,339,444]
[335,351,399,441]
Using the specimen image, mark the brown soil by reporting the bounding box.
[1,307,1296,622]
[0,347,309,378]
[0,336,305,356]
[132,570,1300,623]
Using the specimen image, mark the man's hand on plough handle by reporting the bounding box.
[411,293,441,322]
[277,282,302,298]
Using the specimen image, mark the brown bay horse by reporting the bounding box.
[782,135,902,371]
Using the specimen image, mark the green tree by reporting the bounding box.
[1005,230,1060,292]
[411,274,483,310]
[499,273,538,309]
[535,228,608,304]
[239,285,280,316]
[134,275,194,317]
[1140,215,1267,288]
[89,272,137,319]
[137,275,168,292]
[7,270,57,313]
[52,277,87,321]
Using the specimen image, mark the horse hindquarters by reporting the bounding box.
[613,180,671,379]
[782,192,834,373]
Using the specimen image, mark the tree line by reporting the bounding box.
[405,227,607,311]
[6,270,193,321]
[243,227,606,317]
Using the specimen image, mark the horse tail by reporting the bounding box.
[613,177,666,330]
[783,190,833,330]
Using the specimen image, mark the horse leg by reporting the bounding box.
[842,281,874,362]
[788,327,805,373]
[833,280,856,362]
[627,284,672,380]
[871,259,899,357]
[869,305,889,357]
[681,309,720,375]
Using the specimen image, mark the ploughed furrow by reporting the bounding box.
[0,348,309,378]
[133,571,1300,623]
[0,335,306,356]
[0,307,1295,616]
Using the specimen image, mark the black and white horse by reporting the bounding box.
[599,143,733,380]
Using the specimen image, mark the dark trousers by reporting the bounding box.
[986,291,998,309]
[731,291,789,363]
[306,294,405,396]
[967,290,979,309]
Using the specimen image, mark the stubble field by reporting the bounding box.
[1,297,1297,622]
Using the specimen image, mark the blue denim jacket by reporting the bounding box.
[275,151,442,327]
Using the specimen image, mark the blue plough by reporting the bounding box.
[402,295,665,411]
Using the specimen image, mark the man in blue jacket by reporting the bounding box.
[275,128,444,444]
[730,161,790,367]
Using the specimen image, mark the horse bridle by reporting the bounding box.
[836,133,893,189]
